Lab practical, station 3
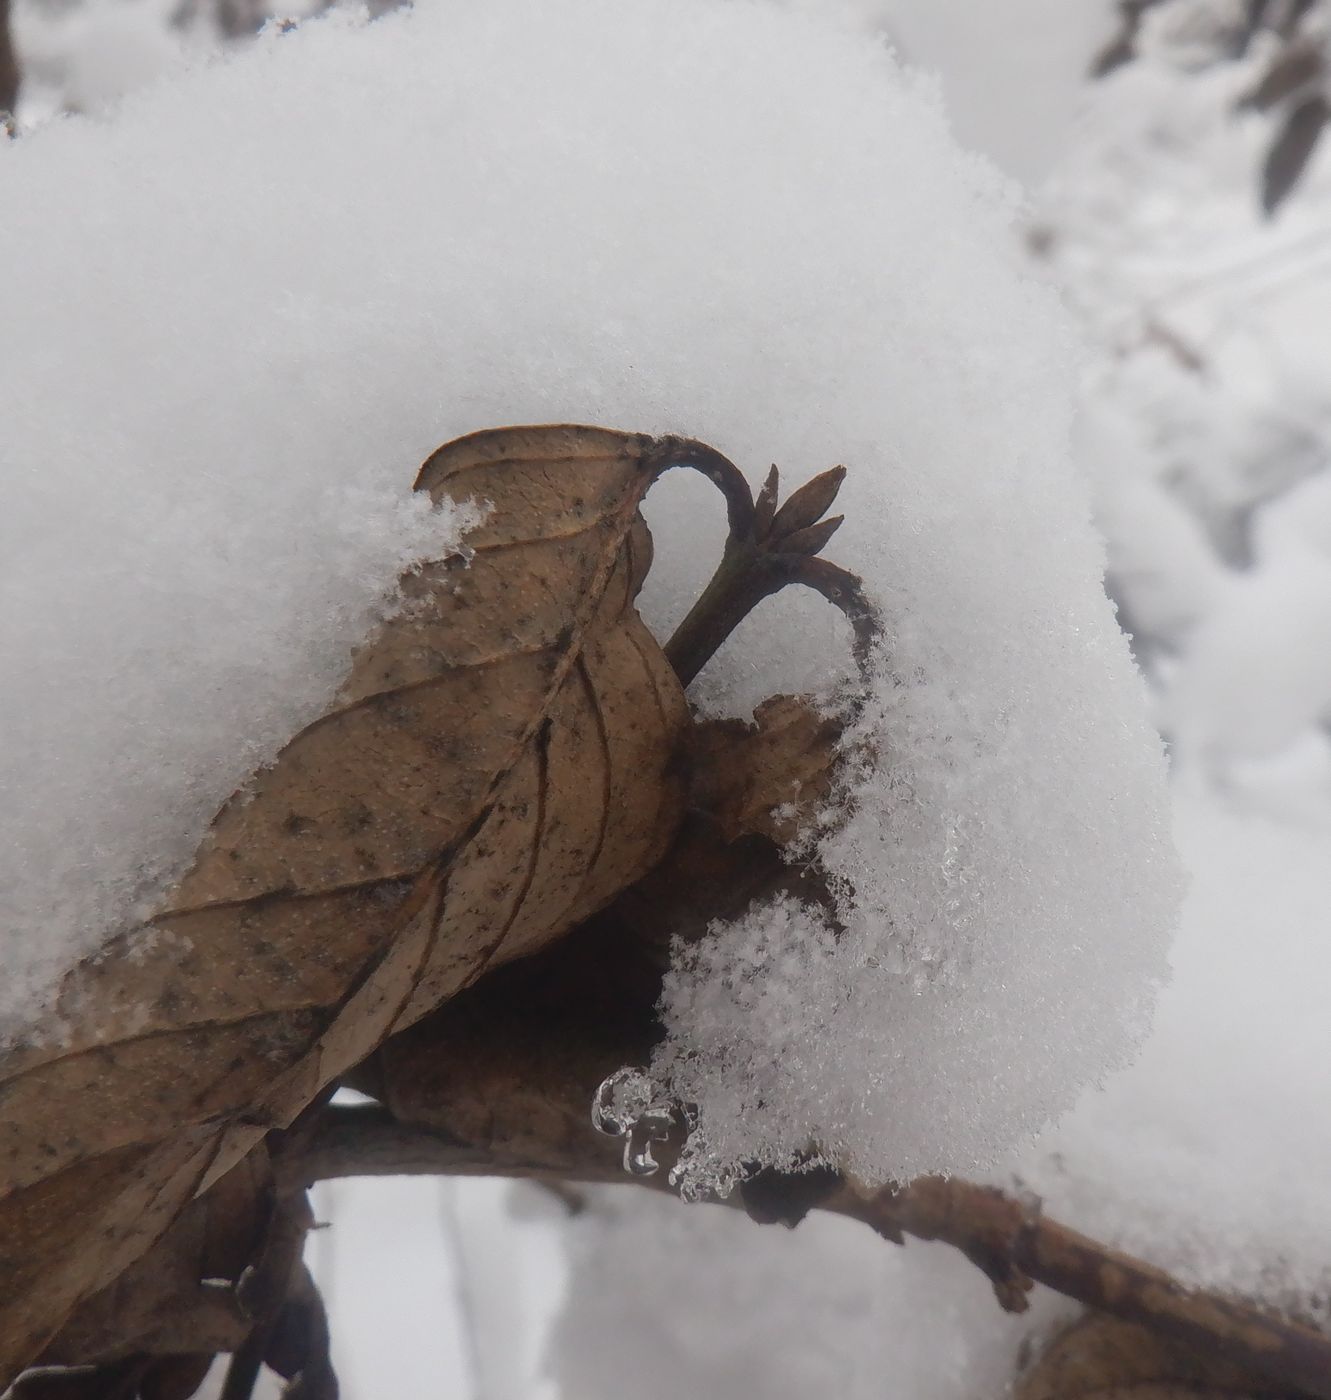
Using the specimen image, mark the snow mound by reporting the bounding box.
[0,0,1178,1177]
[1017,792,1331,1310]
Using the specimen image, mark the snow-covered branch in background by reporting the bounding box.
[1036,0,1331,789]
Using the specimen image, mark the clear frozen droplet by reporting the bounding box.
[624,1109,675,1176]
[592,1070,678,1179]
[625,1139,659,1176]
[591,1066,656,1138]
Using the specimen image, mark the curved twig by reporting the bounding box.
[646,436,757,541]
[783,556,882,676]
[643,441,883,687]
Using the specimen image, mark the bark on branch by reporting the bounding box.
[276,1105,1331,1400]
[829,1178,1331,1400]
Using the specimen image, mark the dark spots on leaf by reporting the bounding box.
[154,985,183,1019]
[369,880,412,908]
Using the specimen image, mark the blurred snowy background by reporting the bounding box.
[3,0,1330,1396]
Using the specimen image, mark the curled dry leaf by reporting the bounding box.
[35,1147,272,1369]
[689,692,844,848]
[0,425,701,1382]
[1017,1312,1291,1400]
[358,691,847,1175]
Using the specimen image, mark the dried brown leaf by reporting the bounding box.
[1238,38,1324,110]
[36,1150,269,1368]
[11,1359,149,1400]
[138,1354,214,1400]
[1016,1313,1290,1400]
[0,425,694,1382]
[689,692,842,847]
[1262,92,1329,214]
[361,692,846,1170]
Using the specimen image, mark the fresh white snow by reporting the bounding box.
[0,0,1179,1190]
[9,1,1327,1397]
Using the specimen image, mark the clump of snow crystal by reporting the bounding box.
[1,0,1178,1174]
[652,557,1181,1186]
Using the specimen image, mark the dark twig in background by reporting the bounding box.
[0,0,19,117]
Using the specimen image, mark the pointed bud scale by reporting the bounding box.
[777,514,844,558]
[753,464,781,540]
[770,465,847,540]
